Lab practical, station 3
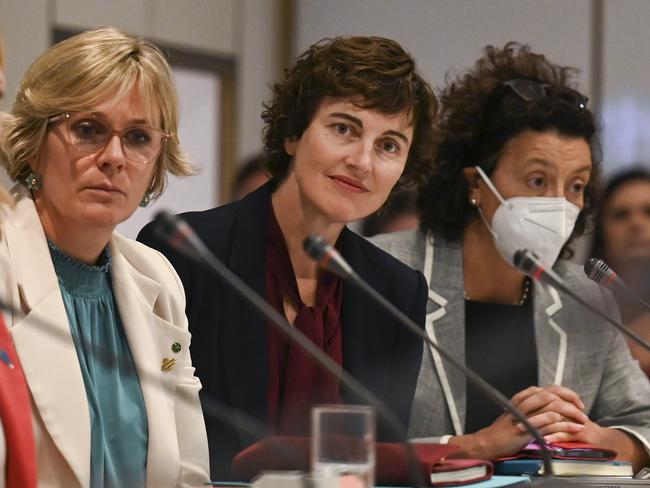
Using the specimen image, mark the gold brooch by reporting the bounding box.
[161,357,176,372]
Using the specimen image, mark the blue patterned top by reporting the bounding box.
[48,240,148,487]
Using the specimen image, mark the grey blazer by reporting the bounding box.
[370,229,650,451]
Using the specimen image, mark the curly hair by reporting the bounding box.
[418,42,601,255]
[261,36,438,192]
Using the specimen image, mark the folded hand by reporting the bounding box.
[512,385,588,437]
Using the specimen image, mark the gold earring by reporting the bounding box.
[140,192,152,208]
[24,170,43,191]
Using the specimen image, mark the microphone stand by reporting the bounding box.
[153,212,426,488]
[584,259,650,313]
[0,298,302,469]
[303,235,579,486]
[517,251,650,353]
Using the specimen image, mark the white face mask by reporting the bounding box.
[475,166,581,268]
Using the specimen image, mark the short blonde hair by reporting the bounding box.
[0,27,192,199]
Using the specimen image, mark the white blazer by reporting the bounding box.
[0,186,210,488]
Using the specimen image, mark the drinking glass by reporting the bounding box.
[311,405,375,488]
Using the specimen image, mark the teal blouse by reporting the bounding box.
[49,241,148,487]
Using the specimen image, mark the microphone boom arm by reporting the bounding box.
[519,251,650,353]
[303,235,558,479]
[340,267,557,477]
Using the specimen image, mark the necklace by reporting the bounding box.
[463,276,531,305]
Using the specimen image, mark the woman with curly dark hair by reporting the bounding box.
[372,42,650,470]
[139,35,438,479]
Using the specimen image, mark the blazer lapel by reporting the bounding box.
[4,189,91,487]
[110,239,183,488]
[422,234,467,435]
[533,281,567,387]
[534,270,592,396]
[220,185,271,445]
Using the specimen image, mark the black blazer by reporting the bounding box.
[138,181,427,480]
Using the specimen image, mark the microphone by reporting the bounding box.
[152,212,424,487]
[584,258,617,285]
[304,235,564,484]
[151,211,204,263]
[513,250,650,353]
[513,250,565,291]
[303,235,355,279]
[584,258,650,311]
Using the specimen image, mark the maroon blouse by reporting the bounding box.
[265,205,343,435]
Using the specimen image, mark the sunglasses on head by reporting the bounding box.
[503,78,588,109]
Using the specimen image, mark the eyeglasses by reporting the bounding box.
[503,78,589,110]
[48,112,170,165]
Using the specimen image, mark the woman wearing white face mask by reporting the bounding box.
[372,42,650,471]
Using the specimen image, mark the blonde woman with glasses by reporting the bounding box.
[0,28,209,487]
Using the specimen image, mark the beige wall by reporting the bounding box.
[295,0,593,97]
[0,0,49,187]
[53,0,235,54]
[601,0,650,173]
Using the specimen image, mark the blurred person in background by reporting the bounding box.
[372,42,650,471]
[230,153,270,201]
[0,35,37,488]
[0,28,209,487]
[139,35,437,479]
[591,167,650,375]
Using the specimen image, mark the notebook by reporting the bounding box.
[429,459,492,485]
[494,459,633,477]
[566,477,650,487]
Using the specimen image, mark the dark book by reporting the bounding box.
[494,458,633,477]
